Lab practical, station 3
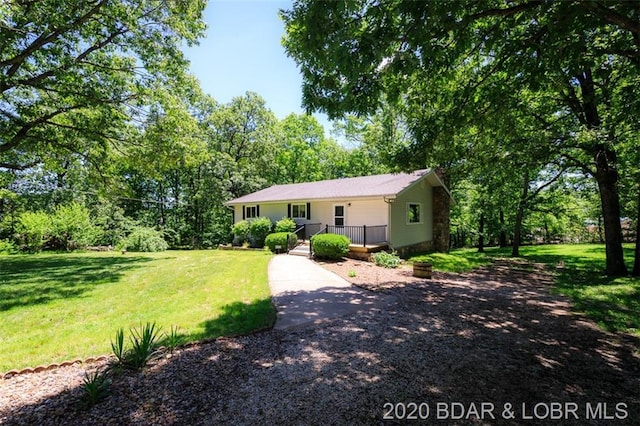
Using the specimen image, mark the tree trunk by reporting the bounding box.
[544,221,550,244]
[512,169,529,257]
[478,212,485,253]
[499,209,507,247]
[577,67,627,276]
[633,188,640,276]
[158,181,166,228]
[594,146,628,275]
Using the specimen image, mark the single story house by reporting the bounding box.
[225,169,452,256]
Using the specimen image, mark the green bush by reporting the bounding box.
[248,217,272,248]
[0,239,17,255]
[120,226,168,252]
[310,233,350,259]
[91,200,135,246]
[51,202,101,250]
[232,220,250,245]
[372,251,401,268]
[275,217,297,233]
[17,211,51,252]
[265,232,298,253]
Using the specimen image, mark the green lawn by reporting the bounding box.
[411,244,639,336]
[0,250,275,372]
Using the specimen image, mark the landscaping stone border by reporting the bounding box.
[2,355,111,379]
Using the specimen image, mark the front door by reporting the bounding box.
[333,204,345,227]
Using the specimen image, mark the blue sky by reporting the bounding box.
[184,0,334,132]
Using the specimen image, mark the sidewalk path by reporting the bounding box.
[268,254,395,330]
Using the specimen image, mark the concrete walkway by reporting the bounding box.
[268,254,394,330]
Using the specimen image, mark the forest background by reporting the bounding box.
[0,1,638,276]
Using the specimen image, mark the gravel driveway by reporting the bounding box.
[1,259,638,425]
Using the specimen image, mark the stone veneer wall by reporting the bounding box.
[432,186,450,252]
[394,240,434,259]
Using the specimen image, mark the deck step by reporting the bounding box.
[288,244,310,257]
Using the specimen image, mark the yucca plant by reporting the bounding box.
[110,322,161,370]
[164,325,183,353]
[110,327,126,365]
[81,370,111,407]
[126,321,160,370]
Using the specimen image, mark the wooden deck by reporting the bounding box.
[348,243,389,260]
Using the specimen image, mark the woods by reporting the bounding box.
[1,1,639,276]
[281,0,640,275]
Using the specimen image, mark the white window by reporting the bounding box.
[291,203,306,219]
[245,205,258,219]
[407,203,422,224]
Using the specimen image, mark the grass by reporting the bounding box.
[410,244,639,336]
[409,248,494,273]
[0,250,275,372]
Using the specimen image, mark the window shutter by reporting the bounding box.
[306,202,311,220]
[287,203,291,218]
[256,205,260,217]
[242,205,245,220]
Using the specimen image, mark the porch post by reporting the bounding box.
[363,225,367,247]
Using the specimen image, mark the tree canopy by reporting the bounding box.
[282,0,640,275]
[0,0,207,171]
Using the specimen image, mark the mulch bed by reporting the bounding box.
[1,258,638,425]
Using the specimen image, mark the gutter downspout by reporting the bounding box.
[383,196,395,249]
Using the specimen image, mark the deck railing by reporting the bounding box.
[325,225,387,247]
[294,223,322,241]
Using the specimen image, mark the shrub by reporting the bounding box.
[0,239,17,255]
[372,251,401,268]
[265,232,298,253]
[232,220,250,245]
[16,211,51,252]
[51,202,101,250]
[310,233,350,259]
[248,217,272,248]
[120,226,168,252]
[91,200,135,246]
[275,217,297,233]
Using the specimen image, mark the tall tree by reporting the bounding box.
[282,0,640,275]
[0,0,206,171]
[274,113,326,183]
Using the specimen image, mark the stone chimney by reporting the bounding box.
[432,168,451,252]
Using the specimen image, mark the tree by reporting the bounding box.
[274,114,327,183]
[282,0,640,275]
[0,0,206,171]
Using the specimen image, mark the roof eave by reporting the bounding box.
[225,193,399,205]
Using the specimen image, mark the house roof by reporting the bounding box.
[226,169,446,205]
